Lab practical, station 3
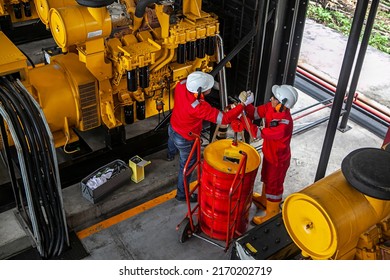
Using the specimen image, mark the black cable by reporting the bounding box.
[19,80,67,257]
[0,76,68,258]
[16,78,66,256]
[166,76,171,111]
[0,78,52,257]
[14,79,66,255]
[0,83,49,255]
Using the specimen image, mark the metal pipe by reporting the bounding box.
[357,93,390,117]
[216,34,228,110]
[339,0,380,131]
[315,0,369,182]
[254,115,331,153]
[293,116,330,135]
[293,102,334,121]
[297,66,390,124]
[292,97,333,115]
[209,26,257,78]
[153,48,174,72]
[297,67,337,94]
[296,68,387,138]
[150,47,169,71]
[192,232,225,249]
[352,99,390,125]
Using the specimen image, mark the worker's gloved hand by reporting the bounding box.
[239,91,248,103]
[239,90,254,106]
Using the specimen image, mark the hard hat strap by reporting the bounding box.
[197,86,202,100]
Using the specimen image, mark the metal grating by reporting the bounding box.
[78,82,100,130]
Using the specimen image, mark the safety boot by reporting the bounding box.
[252,200,280,225]
[252,185,266,210]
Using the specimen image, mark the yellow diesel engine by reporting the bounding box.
[0,0,39,23]
[233,146,390,260]
[282,147,390,260]
[3,0,220,147]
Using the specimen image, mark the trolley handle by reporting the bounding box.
[182,132,202,233]
[226,150,248,250]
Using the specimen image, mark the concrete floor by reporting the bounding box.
[3,89,380,259]
[74,92,384,260]
[0,19,388,260]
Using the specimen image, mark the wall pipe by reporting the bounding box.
[295,69,388,138]
[297,67,337,94]
[297,66,390,124]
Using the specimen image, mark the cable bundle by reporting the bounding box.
[0,76,68,258]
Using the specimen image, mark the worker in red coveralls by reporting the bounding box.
[240,85,298,224]
[167,71,254,203]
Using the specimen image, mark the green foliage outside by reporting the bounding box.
[307,2,390,54]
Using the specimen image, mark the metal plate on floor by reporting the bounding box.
[232,213,300,260]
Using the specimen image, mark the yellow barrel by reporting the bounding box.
[200,139,260,240]
[49,5,111,51]
[34,0,76,27]
[282,170,390,259]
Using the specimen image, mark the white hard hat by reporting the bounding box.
[272,85,298,109]
[186,71,214,93]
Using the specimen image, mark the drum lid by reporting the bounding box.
[341,148,390,200]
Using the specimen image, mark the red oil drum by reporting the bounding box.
[200,139,261,240]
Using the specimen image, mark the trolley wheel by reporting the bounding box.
[178,217,192,243]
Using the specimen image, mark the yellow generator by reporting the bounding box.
[282,147,390,260]
[1,0,220,147]
[0,0,40,22]
[234,147,390,260]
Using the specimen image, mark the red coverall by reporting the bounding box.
[245,102,293,202]
[170,79,245,139]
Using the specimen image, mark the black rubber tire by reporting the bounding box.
[177,218,192,243]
